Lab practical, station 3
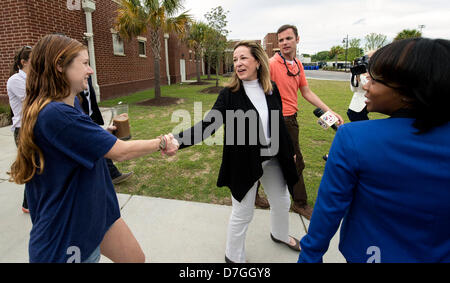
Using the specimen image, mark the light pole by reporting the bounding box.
[342,35,349,72]
[418,24,425,35]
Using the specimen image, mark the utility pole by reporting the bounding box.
[343,34,349,72]
[418,24,426,35]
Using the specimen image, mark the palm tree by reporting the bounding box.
[185,21,209,82]
[115,0,192,99]
[394,29,422,41]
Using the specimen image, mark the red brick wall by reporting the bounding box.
[0,0,32,104]
[93,0,156,99]
[264,33,279,58]
[0,0,197,104]
[168,31,197,84]
[0,0,86,104]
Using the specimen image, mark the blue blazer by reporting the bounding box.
[298,117,450,263]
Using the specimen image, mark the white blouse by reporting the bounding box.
[242,80,271,146]
[7,69,27,131]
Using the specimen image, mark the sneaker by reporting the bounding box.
[291,203,313,220]
[255,193,270,209]
[323,154,328,161]
[112,172,134,185]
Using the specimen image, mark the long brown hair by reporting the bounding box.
[227,41,273,94]
[9,34,87,184]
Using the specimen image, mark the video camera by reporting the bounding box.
[350,55,369,87]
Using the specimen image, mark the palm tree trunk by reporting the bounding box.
[150,30,162,99]
[215,58,219,88]
[195,52,201,82]
[154,55,161,99]
[207,57,211,80]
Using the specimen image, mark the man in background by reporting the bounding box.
[269,24,344,219]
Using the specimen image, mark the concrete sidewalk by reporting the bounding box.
[0,124,345,263]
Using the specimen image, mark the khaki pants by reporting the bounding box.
[283,114,308,206]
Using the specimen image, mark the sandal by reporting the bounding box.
[270,233,301,252]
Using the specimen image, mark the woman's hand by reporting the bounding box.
[161,134,179,157]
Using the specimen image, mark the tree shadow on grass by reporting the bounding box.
[136,97,185,107]
[200,86,224,94]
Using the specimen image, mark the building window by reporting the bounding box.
[112,33,125,56]
[137,36,147,58]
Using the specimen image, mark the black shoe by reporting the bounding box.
[112,172,134,185]
[323,154,328,161]
[225,255,235,263]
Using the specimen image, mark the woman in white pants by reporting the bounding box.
[173,41,300,263]
[226,158,293,263]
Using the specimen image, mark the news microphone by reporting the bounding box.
[313,108,338,131]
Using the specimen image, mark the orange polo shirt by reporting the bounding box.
[269,53,308,116]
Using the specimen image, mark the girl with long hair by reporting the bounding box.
[9,34,177,263]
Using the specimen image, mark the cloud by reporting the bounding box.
[183,0,450,54]
[353,18,366,25]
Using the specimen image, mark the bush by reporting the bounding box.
[0,104,10,114]
[0,104,12,127]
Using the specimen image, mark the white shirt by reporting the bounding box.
[349,74,369,112]
[7,69,27,131]
[242,80,271,146]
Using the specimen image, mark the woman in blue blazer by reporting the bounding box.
[298,38,450,263]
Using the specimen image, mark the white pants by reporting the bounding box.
[225,158,291,263]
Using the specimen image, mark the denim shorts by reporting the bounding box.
[82,245,101,263]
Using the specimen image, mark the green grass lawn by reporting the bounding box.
[99,76,385,207]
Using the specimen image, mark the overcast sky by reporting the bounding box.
[182,0,450,54]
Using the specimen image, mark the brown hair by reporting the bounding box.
[277,24,299,38]
[9,46,32,76]
[227,40,273,94]
[9,34,87,184]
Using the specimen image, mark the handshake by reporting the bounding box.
[158,133,180,157]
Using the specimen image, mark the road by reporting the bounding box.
[304,70,351,82]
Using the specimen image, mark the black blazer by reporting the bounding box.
[175,82,299,202]
[79,76,104,126]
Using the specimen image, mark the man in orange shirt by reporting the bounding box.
[269,24,344,219]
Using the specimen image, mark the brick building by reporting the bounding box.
[0,0,197,104]
[263,33,279,58]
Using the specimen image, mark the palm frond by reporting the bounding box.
[164,11,192,35]
[162,0,185,17]
[115,0,148,40]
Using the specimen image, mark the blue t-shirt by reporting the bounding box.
[26,99,120,263]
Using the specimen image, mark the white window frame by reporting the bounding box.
[111,29,125,56]
[137,36,147,58]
